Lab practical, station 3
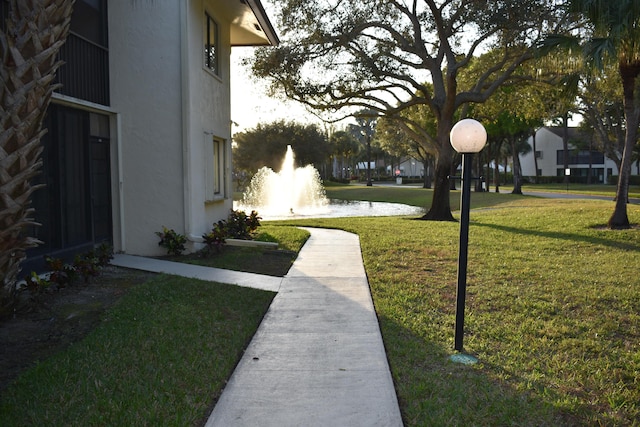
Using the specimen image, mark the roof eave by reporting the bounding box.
[245,0,279,46]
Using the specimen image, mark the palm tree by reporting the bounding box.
[0,0,75,317]
[548,0,640,228]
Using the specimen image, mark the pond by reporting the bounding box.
[234,199,425,221]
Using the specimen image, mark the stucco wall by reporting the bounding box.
[109,1,186,255]
[522,127,621,179]
[108,0,234,256]
[521,128,560,176]
[186,1,233,243]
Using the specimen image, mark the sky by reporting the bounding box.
[229,0,344,136]
[229,47,318,136]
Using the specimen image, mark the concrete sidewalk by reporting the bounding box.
[111,254,283,292]
[206,227,402,426]
[111,228,403,426]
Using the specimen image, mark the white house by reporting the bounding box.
[20,0,278,272]
[520,126,632,184]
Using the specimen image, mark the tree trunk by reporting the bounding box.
[511,138,523,194]
[562,112,569,185]
[608,65,640,229]
[474,153,484,192]
[366,136,372,186]
[587,137,593,185]
[0,0,75,318]
[422,141,455,221]
[532,130,539,184]
[422,159,431,188]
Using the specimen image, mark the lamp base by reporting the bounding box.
[449,353,478,365]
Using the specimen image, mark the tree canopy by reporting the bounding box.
[233,120,330,175]
[250,0,570,220]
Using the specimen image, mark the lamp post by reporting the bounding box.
[355,111,377,187]
[450,119,487,353]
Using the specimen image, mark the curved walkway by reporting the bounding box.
[112,228,403,427]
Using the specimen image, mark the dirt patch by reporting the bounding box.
[0,266,157,393]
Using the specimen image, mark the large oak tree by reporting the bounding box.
[249,0,569,220]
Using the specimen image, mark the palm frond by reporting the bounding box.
[583,37,616,68]
[536,34,581,57]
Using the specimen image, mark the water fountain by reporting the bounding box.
[239,145,329,217]
[236,145,425,220]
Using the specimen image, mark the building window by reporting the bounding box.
[556,150,605,165]
[205,13,219,75]
[206,136,226,200]
[535,150,543,159]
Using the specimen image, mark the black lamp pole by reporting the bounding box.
[454,152,473,352]
[450,118,486,358]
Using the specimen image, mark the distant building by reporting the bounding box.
[520,126,639,183]
[13,0,278,273]
[395,157,425,178]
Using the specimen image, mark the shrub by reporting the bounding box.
[23,271,51,297]
[202,220,227,255]
[22,245,115,300]
[201,210,262,255]
[96,242,114,267]
[225,209,261,239]
[155,226,187,255]
[45,256,77,288]
[74,252,100,283]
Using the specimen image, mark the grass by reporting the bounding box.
[269,188,640,426]
[159,225,310,276]
[0,275,275,426]
[516,182,640,198]
[324,181,534,212]
[4,185,639,425]
[324,180,640,207]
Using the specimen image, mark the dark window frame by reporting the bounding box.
[205,12,219,75]
[556,150,605,165]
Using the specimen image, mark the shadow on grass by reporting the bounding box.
[376,313,575,426]
[474,222,640,252]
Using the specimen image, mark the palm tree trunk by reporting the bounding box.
[0,0,75,318]
[609,65,640,229]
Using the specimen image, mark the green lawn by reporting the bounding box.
[324,180,640,205]
[0,276,275,426]
[270,191,640,425]
[324,181,530,211]
[3,186,639,425]
[0,226,303,426]
[506,182,640,198]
